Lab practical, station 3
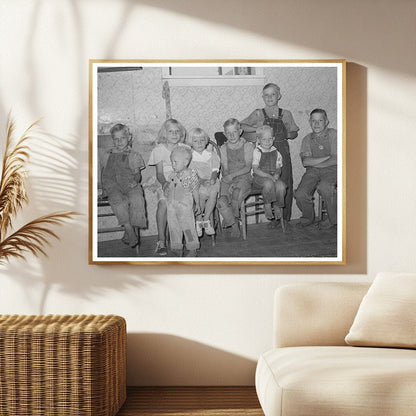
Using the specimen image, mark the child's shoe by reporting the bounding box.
[267,220,278,229]
[274,206,283,220]
[230,222,241,238]
[154,240,167,256]
[264,204,274,221]
[273,207,286,232]
[196,221,204,237]
[171,248,183,257]
[125,227,139,248]
[203,220,215,235]
[121,231,129,245]
[299,218,315,227]
[184,249,197,257]
[319,219,336,230]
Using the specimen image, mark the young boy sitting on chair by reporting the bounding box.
[295,108,337,229]
[252,125,286,231]
[101,123,147,248]
[217,118,254,238]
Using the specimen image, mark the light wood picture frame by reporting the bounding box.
[89,60,345,265]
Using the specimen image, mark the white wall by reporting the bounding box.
[0,0,415,385]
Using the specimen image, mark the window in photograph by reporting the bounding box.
[162,66,265,86]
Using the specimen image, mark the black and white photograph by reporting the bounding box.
[89,60,345,264]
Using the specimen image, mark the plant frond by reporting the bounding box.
[0,116,41,237]
[0,211,79,265]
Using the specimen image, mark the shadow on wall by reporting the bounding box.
[127,333,257,386]
[0,1,90,309]
[0,125,161,313]
[344,63,367,275]
[135,0,413,76]
[0,257,158,315]
[0,1,370,284]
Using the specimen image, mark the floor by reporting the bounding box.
[116,386,263,416]
[98,219,337,259]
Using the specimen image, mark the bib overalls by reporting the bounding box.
[252,149,286,210]
[102,151,147,228]
[262,108,293,221]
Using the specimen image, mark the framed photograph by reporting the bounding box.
[89,60,345,265]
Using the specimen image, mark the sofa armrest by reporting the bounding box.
[273,282,370,348]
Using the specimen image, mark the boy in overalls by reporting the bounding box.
[101,124,147,248]
[295,108,337,229]
[241,83,299,222]
[252,125,287,231]
[217,118,254,238]
[166,146,200,257]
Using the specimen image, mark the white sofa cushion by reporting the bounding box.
[256,346,416,416]
[274,282,369,348]
[345,272,416,348]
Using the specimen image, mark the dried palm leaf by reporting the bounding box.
[0,115,79,264]
[0,117,38,238]
[0,212,79,265]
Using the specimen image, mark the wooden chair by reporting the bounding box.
[317,185,337,221]
[240,189,287,239]
[317,193,326,221]
[211,206,223,246]
[240,189,265,240]
[198,207,222,247]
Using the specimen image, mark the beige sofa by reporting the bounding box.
[255,282,416,416]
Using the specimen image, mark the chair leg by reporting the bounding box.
[241,200,247,240]
[209,212,216,247]
[133,226,140,256]
[255,195,261,224]
[215,208,222,235]
[318,193,327,221]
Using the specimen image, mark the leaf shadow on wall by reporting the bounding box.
[0,1,126,313]
[23,0,87,211]
[0,1,163,313]
[134,0,412,76]
[0,127,158,314]
[0,0,369,300]
[126,333,257,386]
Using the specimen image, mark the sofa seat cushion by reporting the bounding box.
[256,346,416,416]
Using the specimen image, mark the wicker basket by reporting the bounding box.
[0,314,126,416]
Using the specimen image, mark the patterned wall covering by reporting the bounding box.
[97,65,338,233]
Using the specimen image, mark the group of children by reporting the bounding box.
[101,82,337,257]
